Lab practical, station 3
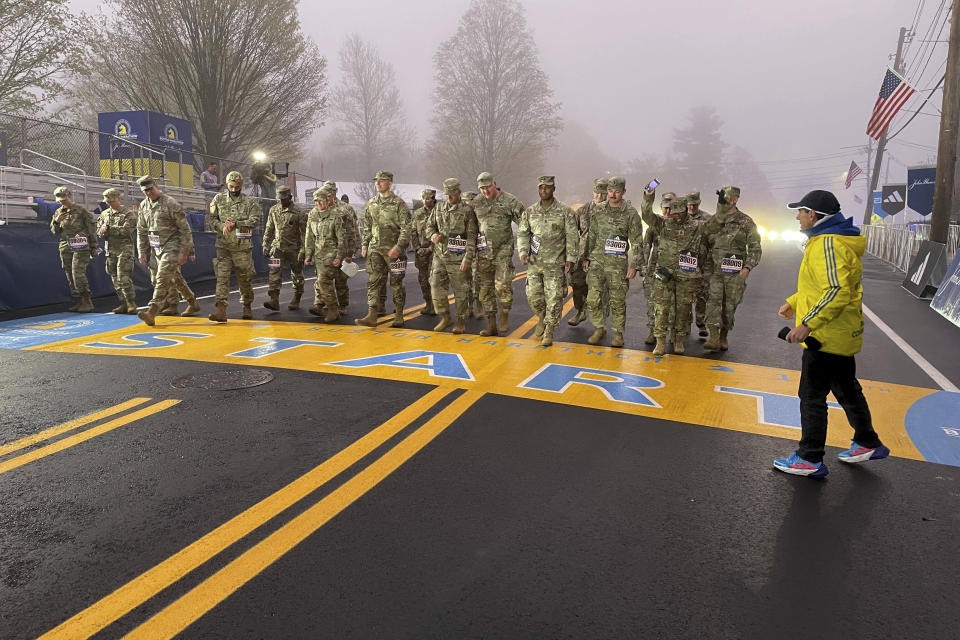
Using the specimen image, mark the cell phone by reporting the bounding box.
[648,179,660,190]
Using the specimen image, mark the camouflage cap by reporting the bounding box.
[53,186,72,199]
[225,171,243,185]
[720,186,742,198]
[476,171,494,187]
[538,176,556,187]
[670,196,688,211]
[374,170,394,182]
[276,185,291,196]
[102,188,122,200]
[593,178,609,194]
[136,175,156,190]
[442,178,461,194]
[607,176,626,191]
[312,187,329,202]
[421,188,437,199]
[322,180,337,191]
[685,191,701,205]
[661,191,677,204]
[463,191,478,202]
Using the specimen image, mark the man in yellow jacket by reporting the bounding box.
[774,190,889,478]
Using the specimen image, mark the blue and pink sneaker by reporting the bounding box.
[837,442,890,464]
[773,452,829,477]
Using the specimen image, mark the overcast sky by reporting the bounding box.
[71,0,948,211]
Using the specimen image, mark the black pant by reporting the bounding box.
[797,349,882,463]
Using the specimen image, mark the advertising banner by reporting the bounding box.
[881,183,906,216]
[930,251,960,328]
[906,165,936,217]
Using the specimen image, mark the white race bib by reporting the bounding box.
[235,228,252,239]
[69,234,88,250]
[530,235,541,256]
[721,253,744,274]
[447,235,467,254]
[477,233,489,251]
[604,236,627,256]
[268,257,282,270]
[678,251,698,273]
[148,232,161,248]
[390,257,408,274]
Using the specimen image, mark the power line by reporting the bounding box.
[888,73,947,140]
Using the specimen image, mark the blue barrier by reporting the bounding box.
[0,222,268,311]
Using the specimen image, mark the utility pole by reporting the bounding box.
[864,26,908,225]
[931,0,960,243]
[864,138,874,221]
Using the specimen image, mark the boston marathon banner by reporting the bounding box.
[97,111,194,187]
[872,190,887,218]
[906,165,936,217]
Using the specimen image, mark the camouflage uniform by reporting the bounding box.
[209,171,261,318]
[640,191,706,355]
[360,171,412,323]
[701,186,762,350]
[136,177,194,325]
[50,188,97,309]
[641,192,675,344]
[517,176,578,340]
[148,252,196,314]
[686,191,714,334]
[460,191,480,317]
[569,178,607,325]
[583,177,643,346]
[304,191,349,322]
[97,192,137,311]
[262,190,307,305]
[472,173,525,334]
[325,181,359,310]
[410,189,438,315]
[426,178,477,331]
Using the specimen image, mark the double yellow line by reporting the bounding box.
[0,398,180,475]
[41,386,483,639]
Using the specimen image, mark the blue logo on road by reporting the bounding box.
[0,313,143,349]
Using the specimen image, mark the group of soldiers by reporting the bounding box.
[49,168,761,355]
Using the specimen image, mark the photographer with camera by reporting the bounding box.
[773,190,889,478]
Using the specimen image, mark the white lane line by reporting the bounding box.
[862,303,959,392]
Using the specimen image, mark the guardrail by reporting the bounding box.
[863,223,960,272]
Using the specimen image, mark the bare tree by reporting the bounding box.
[0,0,81,114]
[329,34,412,183]
[673,106,726,193]
[430,0,561,191]
[72,0,327,165]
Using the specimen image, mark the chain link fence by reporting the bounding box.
[863,223,960,272]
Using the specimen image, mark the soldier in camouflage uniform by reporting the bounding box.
[640,188,707,356]
[135,176,194,326]
[208,171,261,322]
[262,184,307,311]
[461,191,481,318]
[641,191,675,345]
[51,186,98,312]
[473,172,525,336]
[356,170,412,328]
[324,180,359,311]
[149,250,199,317]
[568,178,607,327]
[583,176,643,348]
[517,176,578,347]
[97,188,138,313]
[410,188,438,316]
[426,178,478,334]
[686,191,713,337]
[701,186,762,352]
[304,188,349,323]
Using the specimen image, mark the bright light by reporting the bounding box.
[252,151,266,162]
[757,225,767,238]
[767,230,779,241]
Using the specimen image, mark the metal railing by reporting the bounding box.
[863,223,960,272]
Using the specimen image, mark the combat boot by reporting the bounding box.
[452,317,466,335]
[391,311,404,328]
[263,291,280,311]
[308,302,324,316]
[673,337,685,354]
[645,330,656,346]
[355,306,378,327]
[422,299,437,316]
[208,302,227,323]
[68,296,81,311]
[540,325,554,347]
[242,304,253,320]
[75,295,94,313]
[181,297,200,317]
[497,310,510,334]
[703,326,722,351]
[587,327,606,345]
[611,331,624,348]
[480,313,498,337]
[433,311,452,332]
[652,338,667,357]
[111,298,127,314]
[138,303,160,326]
[719,329,729,351]
[125,297,138,314]
[533,317,545,339]
[568,307,586,326]
[324,308,340,323]
[288,292,302,311]
[160,303,179,316]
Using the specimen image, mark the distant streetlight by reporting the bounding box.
[252,151,266,162]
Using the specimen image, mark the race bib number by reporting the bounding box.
[477,233,489,252]
[235,228,252,239]
[678,250,698,272]
[604,236,627,256]
[148,233,161,248]
[390,257,408,274]
[268,257,282,270]
[721,253,744,274]
[447,235,466,254]
[69,234,88,250]
[530,235,541,256]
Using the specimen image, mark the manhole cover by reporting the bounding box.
[171,369,274,390]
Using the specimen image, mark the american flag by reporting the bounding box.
[866,68,915,140]
[844,160,862,189]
